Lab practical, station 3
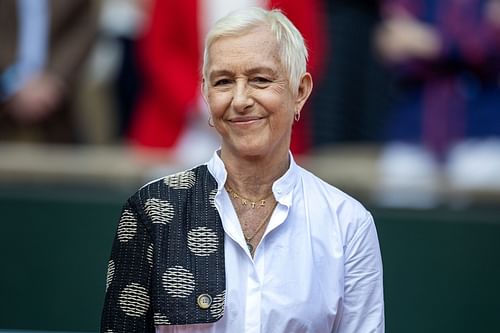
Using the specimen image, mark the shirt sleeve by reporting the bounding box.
[334,213,385,333]
[101,198,155,333]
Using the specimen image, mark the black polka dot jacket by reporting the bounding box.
[101,165,226,332]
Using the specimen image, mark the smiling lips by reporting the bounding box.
[229,116,264,124]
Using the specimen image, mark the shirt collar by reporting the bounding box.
[272,153,298,206]
[206,150,227,191]
[206,150,298,204]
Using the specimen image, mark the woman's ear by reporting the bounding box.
[295,72,313,113]
[200,79,208,105]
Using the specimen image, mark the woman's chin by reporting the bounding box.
[225,140,270,159]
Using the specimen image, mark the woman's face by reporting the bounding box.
[203,26,311,160]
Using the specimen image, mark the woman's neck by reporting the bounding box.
[220,148,290,199]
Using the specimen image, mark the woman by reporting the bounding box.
[101,7,384,333]
[129,0,326,157]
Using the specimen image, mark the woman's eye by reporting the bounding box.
[214,79,231,86]
[253,77,271,84]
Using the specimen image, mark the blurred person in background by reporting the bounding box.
[101,7,384,332]
[75,0,150,144]
[312,0,393,147]
[375,0,500,195]
[127,0,326,165]
[0,0,98,143]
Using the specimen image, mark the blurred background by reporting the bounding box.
[1,0,499,332]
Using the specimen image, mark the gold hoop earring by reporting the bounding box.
[294,112,301,122]
[208,116,214,127]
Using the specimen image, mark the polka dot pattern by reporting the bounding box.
[187,227,219,256]
[210,290,226,320]
[146,243,154,268]
[209,189,217,208]
[145,198,174,225]
[102,165,226,328]
[118,283,150,317]
[154,313,171,325]
[117,209,137,242]
[162,266,195,298]
[106,260,115,291]
[163,170,196,189]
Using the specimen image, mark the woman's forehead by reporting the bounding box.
[207,28,282,70]
[209,26,278,56]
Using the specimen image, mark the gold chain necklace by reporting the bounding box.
[225,185,272,208]
[244,201,277,254]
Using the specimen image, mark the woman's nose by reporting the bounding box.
[231,81,254,112]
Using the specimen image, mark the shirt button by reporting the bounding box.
[197,294,212,310]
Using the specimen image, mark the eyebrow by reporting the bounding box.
[246,67,278,76]
[209,70,233,81]
[209,67,278,81]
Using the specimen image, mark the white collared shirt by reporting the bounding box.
[157,152,384,333]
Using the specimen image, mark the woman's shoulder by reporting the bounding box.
[130,164,215,203]
[297,165,371,217]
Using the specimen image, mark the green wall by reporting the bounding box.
[0,190,124,332]
[376,208,500,332]
[1,189,499,332]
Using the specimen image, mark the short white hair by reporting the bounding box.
[202,7,308,92]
